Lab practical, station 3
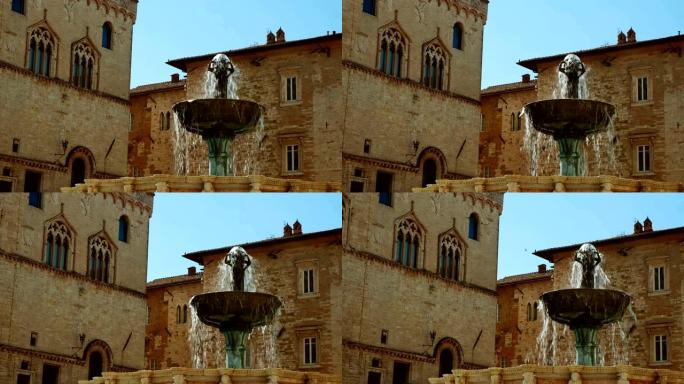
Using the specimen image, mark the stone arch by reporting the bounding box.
[433,337,464,374]
[83,339,112,379]
[66,146,96,186]
[417,147,447,186]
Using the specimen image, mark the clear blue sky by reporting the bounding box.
[482,0,683,87]
[147,193,342,281]
[498,194,684,279]
[130,0,342,87]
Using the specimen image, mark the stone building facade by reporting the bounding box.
[481,31,684,181]
[479,76,537,178]
[494,265,552,367]
[342,0,489,192]
[0,0,137,192]
[128,32,342,183]
[342,193,502,384]
[0,192,152,384]
[497,221,684,370]
[145,267,202,370]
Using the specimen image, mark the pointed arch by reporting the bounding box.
[422,37,450,91]
[393,211,425,269]
[377,21,409,78]
[437,228,467,281]
[43,214,75,271]
[71,37,100,90]
[87,230,116,283]
[26,20,59,77]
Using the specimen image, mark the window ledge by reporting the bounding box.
[298,293,319,299]
[649,362,672,367]
[632,100,653,107]
[280,100,302,107]
[298,364,322,369]
[282,171,304,177]
[648,290,670,296]
[631,171,656,177]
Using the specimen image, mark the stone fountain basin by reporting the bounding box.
[190,291,281,332]
[173,99,263,138]
[525,99,615,139]
[540,288,631,329]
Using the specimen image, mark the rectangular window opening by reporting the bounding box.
[637,77,649,102]
[41,364,59,384]
[637,145,651,173]
[376,172,393,206]
[303,337,317,365]
[286,144,300,172]
[655,335,668,362]
[286,76,298,101]
[303,268,315,294]
[654,266,665,291]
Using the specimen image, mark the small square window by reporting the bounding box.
[3,167,11,177]
[303,337,317,365]
[12,138,20,153]
[286,144,300,173]
[20,361,30,370]
[350,181,365,193]
[362,0,376,15]
[11,0,25,14]
[364,139,371,154]
[655,335,668,362]
[41,364,59,384]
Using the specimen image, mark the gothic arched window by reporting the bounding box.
[395,217,422,268]
[468,213,479,240]
[88,235,113,283]
[44,220,72,270]
[72,41,97,90]
[438,233,463,281]
[452,23,463,50]
[378,27,406,78]
[423,42,447,90]
[102,22,113,49]
[27,26,56,77]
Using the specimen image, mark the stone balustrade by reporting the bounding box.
[429,365,684,384]
[415,176,684,193]
[61,175,341,193]
[79,368,340,384]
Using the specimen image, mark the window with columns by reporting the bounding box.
[44,220,72,271]
[88,235,113,283]
[394,217,422,268]
[438,233,463,281]
[27,26,56,77]
[423,42,447,90]
[71,41,97,90]
[378,27,406,78]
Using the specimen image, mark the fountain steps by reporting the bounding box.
[79,368,340,384]
[61,175,341,193]
[415,176,684,193]
[429,365,684,384]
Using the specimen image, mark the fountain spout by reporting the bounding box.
[207,54,235,99]
[574,243,602,289]
[558,54,586,99]
[224,246,252,292]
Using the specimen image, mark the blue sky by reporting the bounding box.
[130,1,682,88]
[147,193,342,280]
[498,194,684,279]
[482,0,684,87]
[130,0,342,87]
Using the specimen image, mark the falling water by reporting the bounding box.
[173,114,208,176]
[205,64,241,99]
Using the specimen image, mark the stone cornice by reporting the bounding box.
[0,343,139,371]
[0,154,122,179]
[343,339,436,363]
[343,152,470,180]
[343,246,497,296]
[0,248,146,299]
[89,0,138,23]
[343,60,481,106]
[0,60,130,106]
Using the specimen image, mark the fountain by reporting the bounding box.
[173,54,264,176]
[540,244,631,366]
[190,247,282,368]
[524,54,616,176]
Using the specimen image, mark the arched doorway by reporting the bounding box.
[88,351,103,379]
[422,158,437,187]
[70,157,86,187]
[438,348,454,376]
